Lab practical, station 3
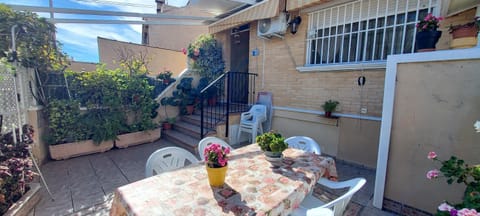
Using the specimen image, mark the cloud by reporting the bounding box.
[56,23,141,62]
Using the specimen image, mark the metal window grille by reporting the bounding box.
[306,0,439,65]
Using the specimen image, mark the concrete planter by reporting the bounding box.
[49,140,114,160]
[115,128,161,148]
[4,183,41,216]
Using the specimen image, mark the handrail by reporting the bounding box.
[199,71,258,139]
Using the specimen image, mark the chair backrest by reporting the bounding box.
[318,177,367,216]
[198,137,233,161]
[285,136,322,155]
[145,147,199,177]
[256,92,273,132]
[241,105,267,123]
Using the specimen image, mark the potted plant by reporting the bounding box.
[157,70,173,85]
[168,78,196,115]
[256,131,288,159]
[415,13,443,52]
[322,100,339,118]
[161,117,176,130]
[0,125,41,215]
[449,21,479,49]
[204,143,230,187]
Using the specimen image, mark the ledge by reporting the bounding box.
[296,61,387,72]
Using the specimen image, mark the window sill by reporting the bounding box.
[296,61,387,72]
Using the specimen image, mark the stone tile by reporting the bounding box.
[72,191,106,212]
[34,189,73,216]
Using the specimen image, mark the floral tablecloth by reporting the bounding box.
[110,144,337,216]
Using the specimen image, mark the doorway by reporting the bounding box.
[229,24,250,104]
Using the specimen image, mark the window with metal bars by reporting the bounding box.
[306,0,439,65]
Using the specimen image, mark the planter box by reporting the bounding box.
[4,183,41,216]
[115,128,161,148]
[49,140,114,160]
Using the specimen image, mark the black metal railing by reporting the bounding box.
[199,72,258,138]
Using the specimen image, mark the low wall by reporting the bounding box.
[384,58,480,213]
[270,108,380,169]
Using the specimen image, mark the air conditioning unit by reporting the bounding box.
[257,13,288,39]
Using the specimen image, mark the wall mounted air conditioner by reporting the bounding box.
[257,12,288,39]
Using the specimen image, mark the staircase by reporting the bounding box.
[162,108,223,153]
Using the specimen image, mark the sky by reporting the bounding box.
[0,0,188,63]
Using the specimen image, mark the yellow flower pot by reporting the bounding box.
[206,165,228,187]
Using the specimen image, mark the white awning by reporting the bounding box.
[208,0,280,34]
[287,0,328,11]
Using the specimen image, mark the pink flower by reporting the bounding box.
[193,48,200,56]
[438,203,454,212]
[457,208,480,216]
[427,169,439,179]
[428,151,437,160]
[181,48,187,55]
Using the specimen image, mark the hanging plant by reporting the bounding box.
[187,34,225,81]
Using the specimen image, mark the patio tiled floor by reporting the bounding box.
[32,139,397,216]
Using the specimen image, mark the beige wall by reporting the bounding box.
[147,24,208,52]
[28,109,49,165]
[98,37,187,77]
[385,59,480,213]
[68,61,97,72]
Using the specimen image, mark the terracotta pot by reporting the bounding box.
[207,97,217,106]
[186,105,194,115]
[206,165,228,187]
[115,128,161,148]
[416,30,442,52]
[451,25,478,39]
[162,122,172,130]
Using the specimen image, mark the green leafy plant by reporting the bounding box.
[427,122,480,216]
[187,34,225,81]
[0,4,70,106]
[156,70,173,82]
[256,131,288,153]
[0,125,37,214]
[45,99,90,145]
[322,100,339,112]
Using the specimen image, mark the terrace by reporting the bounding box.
[1,0,479,215]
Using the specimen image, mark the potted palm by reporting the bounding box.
[322,100,339,118]
[256,131,288,160]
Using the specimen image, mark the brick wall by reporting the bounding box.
[247,16,385,117]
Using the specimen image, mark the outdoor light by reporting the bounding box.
[289,16,302,34]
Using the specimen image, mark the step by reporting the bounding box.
[162,129,200,153]
[182,114,223,127]
[174,121,202,139]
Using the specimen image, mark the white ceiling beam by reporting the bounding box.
[228,0,257,5]
[46,18,206,25]
[7,4,216,21]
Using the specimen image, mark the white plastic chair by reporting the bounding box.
[291,177,367,216]
[237,104,267,143]
[145,147,199,177]
[198,137,233,161]
[285,136,322,155]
